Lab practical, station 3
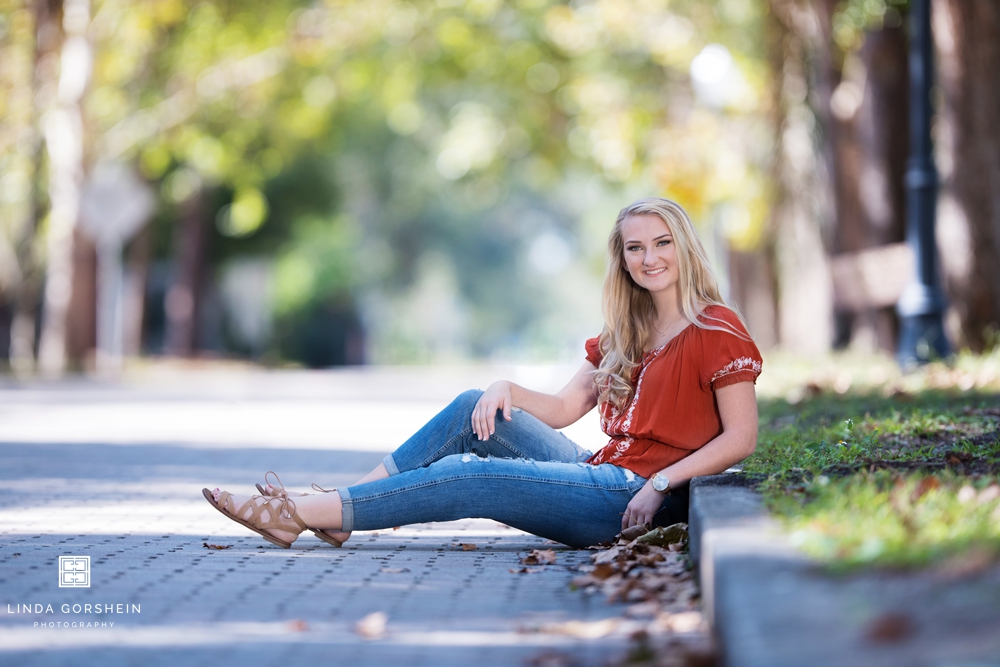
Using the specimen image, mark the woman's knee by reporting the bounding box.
[450,389,484,415]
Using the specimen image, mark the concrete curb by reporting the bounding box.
[688,475,1000,667]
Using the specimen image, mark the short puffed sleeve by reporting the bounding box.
[584,336,603,367]
[698,308,763,390]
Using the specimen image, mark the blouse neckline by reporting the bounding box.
[642,305,713,357]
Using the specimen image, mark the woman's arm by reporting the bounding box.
[471,361,599,440]
[621,380,758,529]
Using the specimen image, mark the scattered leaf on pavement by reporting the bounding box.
[520,549,557,565]
[354,611,388,639]
[619,525,649,542]
[865,612,914,643]
[203,543,232,550]
[635,524,689,549]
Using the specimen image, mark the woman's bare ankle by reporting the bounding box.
[294,492,345,532]
[355,462,390,486]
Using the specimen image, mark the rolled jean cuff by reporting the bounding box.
[383,453,401,476]
[338,487,355,533]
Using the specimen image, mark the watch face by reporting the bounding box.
[653,475,669,492]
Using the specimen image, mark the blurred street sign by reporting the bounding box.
[79,162,156,374]
[80,162,156,245]
[831,243,914,311]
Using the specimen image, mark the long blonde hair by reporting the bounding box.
[593,197,749,408]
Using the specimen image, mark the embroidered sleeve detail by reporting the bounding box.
[710,357,762,385]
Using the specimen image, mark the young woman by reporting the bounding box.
[204,197,762,549]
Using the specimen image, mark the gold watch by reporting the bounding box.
[651,472,671,493]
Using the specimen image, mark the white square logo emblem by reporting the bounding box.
[59,556,90,588]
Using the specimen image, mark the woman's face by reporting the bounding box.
[621,213,679,296]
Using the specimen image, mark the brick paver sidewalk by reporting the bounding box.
[0,368,639,666]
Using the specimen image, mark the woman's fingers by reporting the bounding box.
[471,399,497,440]
[485,402,497,437]
[471,400,486,440]
[472,386,514,440]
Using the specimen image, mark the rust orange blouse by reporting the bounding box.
[584,305,762,479]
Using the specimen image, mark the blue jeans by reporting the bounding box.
[337,390,647,548]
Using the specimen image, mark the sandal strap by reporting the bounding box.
[263,470,286,497]
[311,483,336,493]
[226,492,308,534]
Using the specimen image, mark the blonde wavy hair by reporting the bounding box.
[593,197,750,408]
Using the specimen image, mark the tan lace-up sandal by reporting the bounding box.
[202,488,308,549]
[254,471,344,548]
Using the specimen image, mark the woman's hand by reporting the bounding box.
[621,480,665,531]
[472,381,513,440]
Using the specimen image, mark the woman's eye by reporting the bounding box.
[627,245,641,252]
[658,239,672,246]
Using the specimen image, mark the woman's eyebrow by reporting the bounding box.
[625,234,672,244]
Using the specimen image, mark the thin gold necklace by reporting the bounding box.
[652,315,683,338]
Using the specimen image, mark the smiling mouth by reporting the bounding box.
[643,268,667,276]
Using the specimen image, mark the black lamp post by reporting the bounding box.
[897,0,950,366]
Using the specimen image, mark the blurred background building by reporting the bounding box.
[0,0,997,373]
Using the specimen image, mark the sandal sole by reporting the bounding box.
[202,488,293,549]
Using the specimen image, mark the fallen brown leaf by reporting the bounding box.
[203,543,232,550]
[910,476,940,503]
[520,549,557,565]
[619,525,649,542]
[636,523,689,548]
[591,563,617,580]
[593,546,623,565]
[354,611,388,640]
[459,543,477,551]
[865,612,914,643]
[286,619,309,632]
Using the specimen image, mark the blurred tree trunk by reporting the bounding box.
[934,0,1000,351]
[165,188,208,357]
[64,227,96,368]
[37,0,91,376]
[4,0,55,374]
[768,0,910,354]
[766,0,834,354]
[123,225,151,357]
[826,22,909,352]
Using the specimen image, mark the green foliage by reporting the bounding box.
[273,214,360,316]
[773,471,1000,569]
[1,0,784,364]
[747,353,1000,568]
[832,0,909,52]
